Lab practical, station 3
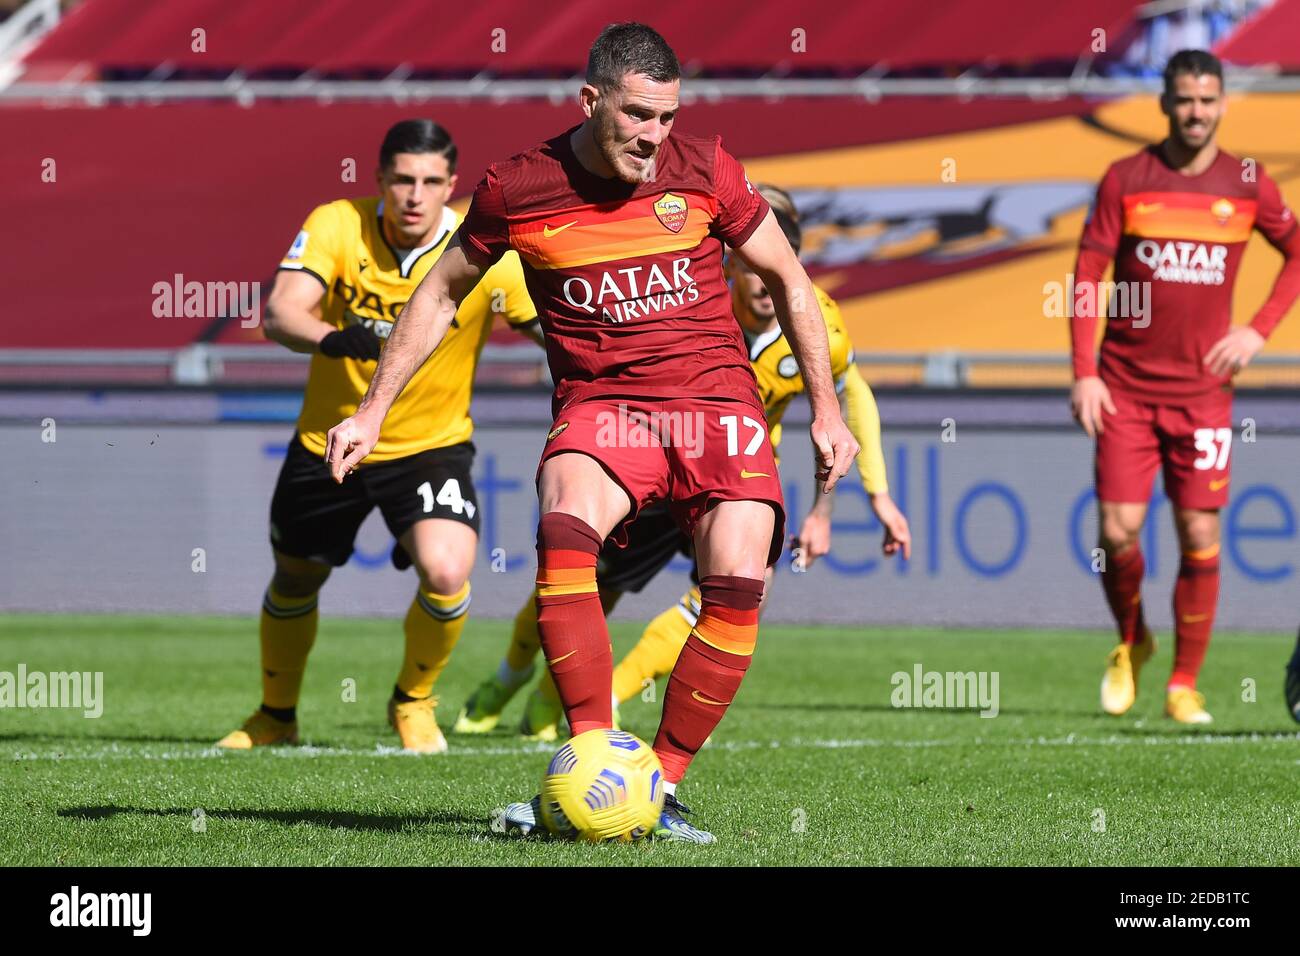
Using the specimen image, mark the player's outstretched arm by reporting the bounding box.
[1070,247,1118,438]
[841,365,911,559]
[793,372,911,567]
[262,270,333,353]
[842,364,886,495]
[793,474,833,571]
[733,211,859,491]
[325,236,484,482]
[1070,169,1123,438]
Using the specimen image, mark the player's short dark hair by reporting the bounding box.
[586,22,681,93]
[771,205,802,256]
[379,119,458,174]
[1163,50,1224,97]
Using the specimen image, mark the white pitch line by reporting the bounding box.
[8,731,1300,762]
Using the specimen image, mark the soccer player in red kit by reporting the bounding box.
[325,23,857,842]
[1072,50,1300,724]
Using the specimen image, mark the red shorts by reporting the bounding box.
[538,397,787,566]
[1095,387,1234,510]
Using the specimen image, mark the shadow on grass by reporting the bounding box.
[0,731,394,748]
[59,805,488,833]
[1,730,556,755]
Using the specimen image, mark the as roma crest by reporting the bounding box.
[1210,198,1235,225]
[653,192,689,233]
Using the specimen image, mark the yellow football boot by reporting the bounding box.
[454,675,522,734]
[1165,687,1213,725]
[1100,630,1156,716]
[388,696,448,753]
[216,710,299,749]
[518,688,562,742]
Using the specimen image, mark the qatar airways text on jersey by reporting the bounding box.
[561,257,700,323]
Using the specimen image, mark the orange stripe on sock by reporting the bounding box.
[537,565,598,599]
[537,581,599,598]
[537,566,597,586]
[694,612,757,657]
[1184,544,1220,561]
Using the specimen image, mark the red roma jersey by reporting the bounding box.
[1078,145,1296,401]
[456,125,771,413]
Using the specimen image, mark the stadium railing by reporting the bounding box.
[5,72,1300,104]
[4,347,1300,390]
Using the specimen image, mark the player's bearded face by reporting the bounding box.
[376,153,457,245]
[726,256,776,332]
[1163,73,1223,151]
[593,75,680,185]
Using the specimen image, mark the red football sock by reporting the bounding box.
[653,574,764,784]
[1101,542,1146,645]
[534,512,612,736]
[1170,544,1220,690]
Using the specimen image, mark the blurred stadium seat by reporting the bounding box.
[20,0,1143,80]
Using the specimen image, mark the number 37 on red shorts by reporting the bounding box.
[538,397,787,566]
[1095,388,1235,510]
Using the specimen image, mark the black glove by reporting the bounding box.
[319,324,381,360]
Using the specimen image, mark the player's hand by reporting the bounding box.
[1071,376,1116,438]
[791,511,832,570]
[1204,326,1265,379]
[319,324,381,361]
[870,492,912,561]
[811,414,859,492]
[325,410,381,483]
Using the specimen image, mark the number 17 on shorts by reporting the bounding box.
[719,413,766,460]
[674,400,786,565]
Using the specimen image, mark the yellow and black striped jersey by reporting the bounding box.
[278,196,536,462]
[748,284,851,433]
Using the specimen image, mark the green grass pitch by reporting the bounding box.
[2,614,1298,866]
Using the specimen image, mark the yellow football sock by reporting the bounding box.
[396,582,471,699]
[505,589,542,672]
[612,588,698,703]
[260,585,320,710]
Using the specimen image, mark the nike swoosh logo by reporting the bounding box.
[1181,613,1211,624]
[542,221,578,238]
[1209,478,1230,491]
[691,690,729,706]
[1134,202,1163,214]
[547,649,578,666]
[740,470,770,479]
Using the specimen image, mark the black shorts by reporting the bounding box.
[595,501,696,594]
[269,434,480,568]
